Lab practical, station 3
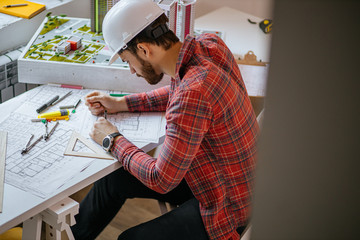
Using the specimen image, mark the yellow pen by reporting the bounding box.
[38,109,70,121]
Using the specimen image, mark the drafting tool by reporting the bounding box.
[21,122,59,154]
[0,131,7,213]
[21,134,42,155]
[21,134,34,154]
[52,91,72,106]
[31,118,46,122]
[36,95,59,113]
[64,131,114,160]
[74,99,81,109]
[38,109,70,121]
[60,99,81,110]
[60,105,74,109]
[43,121,49,140]
[104,110,107,119]
[44,121,59,141]
[72,99,82,113]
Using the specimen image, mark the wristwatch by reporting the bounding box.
[102,132,122,152]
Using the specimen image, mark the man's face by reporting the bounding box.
[120,50,164,85]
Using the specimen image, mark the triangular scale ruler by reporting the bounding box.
[64,131,114,160]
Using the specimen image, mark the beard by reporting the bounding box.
[135,55,164,85]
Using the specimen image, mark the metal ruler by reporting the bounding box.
[0,131,7,213]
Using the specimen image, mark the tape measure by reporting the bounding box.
[259,19,273,33]
[248,18,273,34]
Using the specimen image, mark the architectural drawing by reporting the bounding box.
[0,112,93,198]
[104,112,162,143]
[0,85,164,198]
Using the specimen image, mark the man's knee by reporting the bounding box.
[95,167,147,199]
[94,168,131,197]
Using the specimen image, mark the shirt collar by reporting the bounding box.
[174,35,196,85]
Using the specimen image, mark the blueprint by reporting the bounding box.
[0,85,164,198]
[0,113,93,198]
[82,111,162,144]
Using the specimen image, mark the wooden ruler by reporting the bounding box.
[0,131,7,213]
[64,131,113,160]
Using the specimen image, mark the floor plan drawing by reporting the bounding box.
[104,112,163,143]
[0,85,165,197]
[0,112,93,198]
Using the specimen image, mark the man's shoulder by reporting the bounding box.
[195,33,221,41]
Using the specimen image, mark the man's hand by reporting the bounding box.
[90,117,119,145]
[85,91,129,116]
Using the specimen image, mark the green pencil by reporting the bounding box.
[109,93,129,97]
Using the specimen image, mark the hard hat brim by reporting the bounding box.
[108,51,120,65]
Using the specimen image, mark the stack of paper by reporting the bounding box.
[0,0,46,19]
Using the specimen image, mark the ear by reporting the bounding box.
[136,43,151,59]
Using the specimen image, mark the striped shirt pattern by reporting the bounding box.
[112,34,259,239]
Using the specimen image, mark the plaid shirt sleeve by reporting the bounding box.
[112,89,212,193]
[124,86,170,112]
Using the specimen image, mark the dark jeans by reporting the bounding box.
[71,168,246,240]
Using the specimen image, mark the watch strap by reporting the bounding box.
[109,132,122,138]
[103,132,122,152]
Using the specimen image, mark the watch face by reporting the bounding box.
[103,137,110,148]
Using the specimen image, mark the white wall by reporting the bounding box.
[195,0,274,19]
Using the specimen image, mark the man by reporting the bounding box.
[71,0,259,239]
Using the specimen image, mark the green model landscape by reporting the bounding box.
[24,14,106,64]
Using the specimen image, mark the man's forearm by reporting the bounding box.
[114,96,129,112]
[125,86,170,112]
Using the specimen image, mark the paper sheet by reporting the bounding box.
[0,112,93,198]
[0,85,164,198]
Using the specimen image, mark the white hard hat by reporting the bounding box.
[103,0,164,65]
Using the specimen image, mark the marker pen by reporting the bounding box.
[36,95,59,113]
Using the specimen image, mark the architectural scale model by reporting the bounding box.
[17,15,172,92]
[22,15,126,65]
[67,36,82,50]
[155,0,196,41]
[90,0,118,33]
[91,0,196,41]
[155,0,177,33]
[56,40,71,54]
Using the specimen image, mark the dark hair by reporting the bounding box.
[120,13,179,55]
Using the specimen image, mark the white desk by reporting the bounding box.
[0,87,165,236]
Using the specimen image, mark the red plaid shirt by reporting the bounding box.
[112,34,259,239]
